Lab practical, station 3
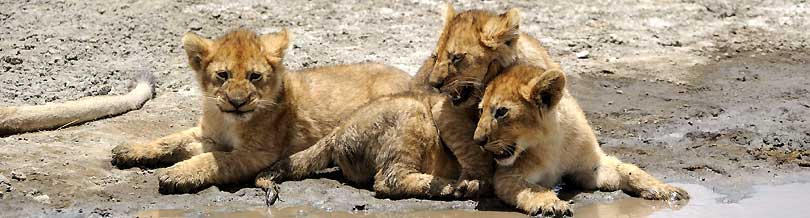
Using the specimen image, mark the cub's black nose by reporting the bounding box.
[429,79,445,89]
[475,138,487,147]
[228,97,248,108]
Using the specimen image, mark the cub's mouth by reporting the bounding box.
[491,143,517,161]
[450,85,474,105]
[221,109,253,115]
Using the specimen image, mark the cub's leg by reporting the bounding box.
[433,101,494,198]
[495,168,572,217]
[255,101,394,206]
[112,127,208,168]
[369,113,460,199]
[254,136,334,186]
[255,134,336,206]
[373,164,457,199]
[157,149,280,194]
[574,154,689,201]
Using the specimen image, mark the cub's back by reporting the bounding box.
[285,63,413,139]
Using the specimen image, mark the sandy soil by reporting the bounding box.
[1,0,809,217]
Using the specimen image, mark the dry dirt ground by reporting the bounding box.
[1,0,809,217]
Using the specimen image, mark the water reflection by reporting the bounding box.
[137,183,810,218]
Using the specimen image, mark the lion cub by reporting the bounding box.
[475,65,689,217]
[110,29,411,193]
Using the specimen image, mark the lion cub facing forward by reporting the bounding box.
[475,65,689,217]
[111,29,411,193]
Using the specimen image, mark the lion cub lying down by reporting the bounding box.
[475,65,689,217]
[111,29,412,193]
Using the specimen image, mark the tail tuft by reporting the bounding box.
[131,71,157,99]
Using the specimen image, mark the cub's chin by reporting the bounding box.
[495,155,519,166]
[221,110,256,121]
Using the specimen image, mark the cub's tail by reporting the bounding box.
[0,71,157,136]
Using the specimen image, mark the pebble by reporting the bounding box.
[0,175,11,197]
[575,50,590,59]
[33,194,51,204]
[11,171,26,181]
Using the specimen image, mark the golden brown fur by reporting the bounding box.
[252,5,568,203]
[110,29,412,193]
[413,4,558,105]
[410,5,560,183]
[475,64,689,217]
[253,4,570,203]
[255,91,476,202]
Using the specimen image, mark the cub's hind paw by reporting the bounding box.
[523,197,573,218]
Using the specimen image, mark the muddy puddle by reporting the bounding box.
[136,183,810,218]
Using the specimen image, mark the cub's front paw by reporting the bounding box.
[111,144,141,169]
[255,169,285,207]
[453,179,492,198]
[521,196,573,218]
[262,183,280,207]
[639,184,690,201]
[157,166,208,194]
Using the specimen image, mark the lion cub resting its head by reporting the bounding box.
[475,65,689,217]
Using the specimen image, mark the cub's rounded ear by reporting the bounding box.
[520,68,566,110]
[481,8,520,49]
[433,2,456,55]
[182,32,213,72]
[260,28,293,60]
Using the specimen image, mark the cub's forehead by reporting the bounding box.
[206,55,271,72]
[481,92,509,109]
[482,81,523,108]
[445,29,484,52]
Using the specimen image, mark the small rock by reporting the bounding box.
[616,90,624,94]
[189,22,203,31]
[33,194,51,204]
[353,204,367,211]
[65,54,79,61]
[575,50,590,59]
[2,56,23,65]
[11,171,26,181]
[599,69,614,74]
[0,175,11,197]
[199,186,221,195]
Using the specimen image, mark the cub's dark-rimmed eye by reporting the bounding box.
[450,53,464,65]
[494,107,509,119]
[215,71,230,80]
[249,72,262,81]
